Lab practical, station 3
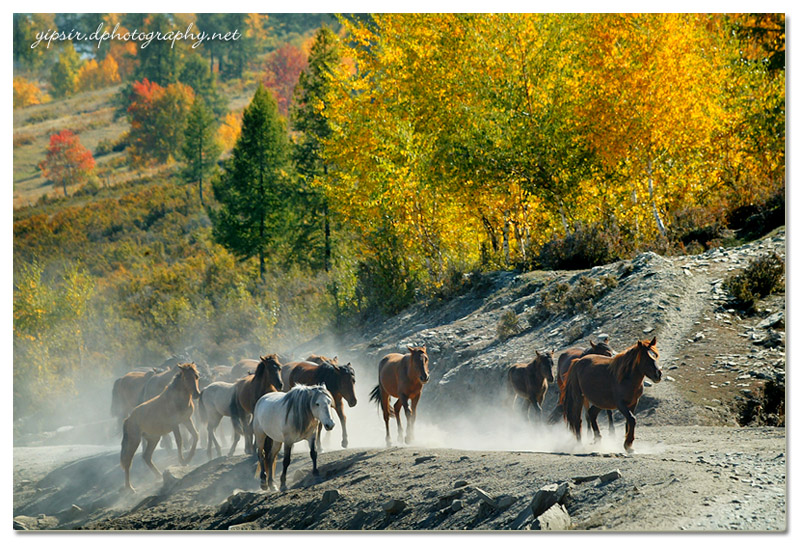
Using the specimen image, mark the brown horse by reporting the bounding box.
[560,338,662,452]
[548,339,616,426]
[229,355,283,454]
[110,368,159,430]
[120,363,201,492]
[369,346,430,446]
[282,359,357,449]
[507,351,555,422]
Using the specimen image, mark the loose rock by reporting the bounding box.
[383,499,407,515]
[530,482,571,518]
[531,504,571,530]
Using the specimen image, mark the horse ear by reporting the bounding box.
[333,356,339,363]
[536,350,541,356]
[651,337,657,346]
[407,345,413,352]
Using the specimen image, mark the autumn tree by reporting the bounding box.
[13,77,48,108]
[290,26,339,271]
[77,54,121,92]
[49,44,82,98]
[263,43,308,117]
[181,98,221,206]
[218,111,243,153]
[126,79,195,166]
[210,84,292,279]
[39,130,96,197]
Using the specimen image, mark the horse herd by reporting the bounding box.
[111,337,662,492]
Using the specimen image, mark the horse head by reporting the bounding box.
[535,350,556,383]
[637,337,662,383]
[408,345,430,384]
[588,338,616,357]
[311,387,336,431]
[339,362,357,407]
[259,354,283,392]
[178,362,201,398]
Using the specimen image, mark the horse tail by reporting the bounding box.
[110,378,124,419]
[229,392,244,435]
[369,384,394,417]
[560,363,584,438]
[197,390,208,424]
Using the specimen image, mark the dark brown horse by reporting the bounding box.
[548,339,616,426]
[369,346,430,446]
[229,355,283,454]
[560,337,661,452]
[111,368,158,429]
[120,363,200,492]
[282,359,357,448]
[507,351,555,422]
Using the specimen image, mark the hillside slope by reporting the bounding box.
[13,228,786,531]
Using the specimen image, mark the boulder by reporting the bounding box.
[383,499,407,515]
[530,504,571,530]
[530,482,571,518]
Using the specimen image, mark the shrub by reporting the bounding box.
[527,274,617,327]
[736,378,785,427]
[537,222,623,270]
[723,252,784,311]
[13,133,36,148]
[497,309,523,340]
[726,186,785,241]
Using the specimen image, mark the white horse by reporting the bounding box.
[197,381,242,459]
[252,385,336,491]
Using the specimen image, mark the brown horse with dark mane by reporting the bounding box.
[229,355,283,454]
[120,363,200,492]
[560,338,661,452]
[507,350,555,422]
[282,357,357,448]
[548,338,616,426]
[369,346,430,446]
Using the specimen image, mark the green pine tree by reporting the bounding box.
[290,26,340,272]
[179,53,229,119]
[182,98,221,206]
[210,84,292,280]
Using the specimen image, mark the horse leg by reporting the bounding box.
[245,417,256,456]
[606,410,615,435]
[406,395,420,444]
[335,398,348,449]
[532,399,544,424]
[587,406,603,443]
[260,435,272,490]
[228,418,241,456]
[142,435,162,481]
[182,417,199,464]
[617,402,637,453]
[172,426,185,464]
[310,436,320,478]
[393,397,406,443]
[267,440,281,492]
[280,443,292,491]
[120,422,141,492]
[207,412,223,459]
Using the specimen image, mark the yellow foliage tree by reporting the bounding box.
[13,76,49,108]
[218,111,243,153]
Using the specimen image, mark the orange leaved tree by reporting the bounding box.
[39,130,96,197]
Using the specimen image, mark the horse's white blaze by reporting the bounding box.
[313,397,336,431]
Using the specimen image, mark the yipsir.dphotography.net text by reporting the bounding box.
[31,21,240,51]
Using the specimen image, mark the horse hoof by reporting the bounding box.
[624,444,635,454]
[341,440,348,449]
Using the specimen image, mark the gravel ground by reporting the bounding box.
[13,228,786,531]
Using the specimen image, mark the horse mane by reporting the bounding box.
[316,362,340,390]
[283,385,330,434]
[609,344,644,383]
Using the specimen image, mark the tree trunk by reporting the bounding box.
[199,179,204,206]
[647,160,667,237]
[502,214,511,266]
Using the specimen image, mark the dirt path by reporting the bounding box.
[13,424,785,531]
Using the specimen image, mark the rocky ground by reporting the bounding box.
[13,227,786,531]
